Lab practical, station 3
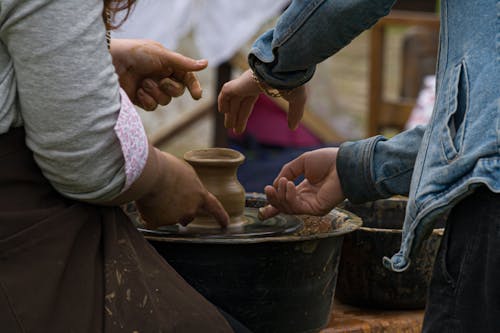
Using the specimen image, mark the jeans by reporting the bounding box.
[423,187,500,332]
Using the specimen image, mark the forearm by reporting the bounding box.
[337,126,426,203]
[249,0,396,89]
[101,145,163,205]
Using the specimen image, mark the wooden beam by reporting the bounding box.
[213,62,232,147]
[368,22,385,136]
[378,99,415,129]
[273,98,344,143]
[150,101,213,147]
[379,10,440,28]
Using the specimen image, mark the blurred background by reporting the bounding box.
[113,0,439,192]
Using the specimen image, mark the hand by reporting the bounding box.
[218,69,307,134]
[259,148,345,220]
[135,151,229,229]
[110,39,208,111]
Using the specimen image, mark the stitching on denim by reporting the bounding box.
[496,98,500,153]
[404,148,499,264]
[405,159,500,260]
[418,156,500,211]
[374,167,414,196]
[439,222,456,287]
[0,280,25,332]
[443,62,461,159]
[365,136,384,199]
[457,60,469,153]
[441,60,469,163]
[413,0,448,210]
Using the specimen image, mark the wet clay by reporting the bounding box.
[184,148,246,229]
[296,215,334,236]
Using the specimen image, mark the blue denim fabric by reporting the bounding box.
[337,126,426,203]
[249,0,500,272]
[249,0,395,89]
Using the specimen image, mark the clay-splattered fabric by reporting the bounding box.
[0,128,233,333]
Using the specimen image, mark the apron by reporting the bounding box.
[0,128,233,333]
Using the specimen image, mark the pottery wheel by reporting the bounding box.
[138,208,303,239]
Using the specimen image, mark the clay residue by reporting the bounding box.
[295,215,333,236]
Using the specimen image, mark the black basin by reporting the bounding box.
[139,194,361,333]
[336,198,445,309]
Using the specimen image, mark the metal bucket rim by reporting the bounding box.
[357,226,444,235]
[142,207,362,244]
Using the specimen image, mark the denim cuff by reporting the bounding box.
[336,135,386,203]
[248,55,315,91]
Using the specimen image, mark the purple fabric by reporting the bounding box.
[229,95,322,147]
[114,89,149,191]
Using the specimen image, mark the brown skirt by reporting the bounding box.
[0,128,233,333]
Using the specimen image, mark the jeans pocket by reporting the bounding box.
[439,207,477,290]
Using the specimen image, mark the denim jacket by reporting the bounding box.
[249,0,500,271]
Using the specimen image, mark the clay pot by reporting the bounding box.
[184,148,246,229]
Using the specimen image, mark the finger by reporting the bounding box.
[178,215,195,227]
[264,185,280,209]
[258,204,280,220]
[227,98,240,129]
[159,77,186,98]
[137,88,158,111]
[137,208,160,230]
[277,177,288,203]
[217,87,226,113]
[287,87,307,130]
[182,72,203,100]
[277,180,297,213]
[285,181,304,213]
[202,192,229,227]
[223,98,235,129]
[235,96,257,134]
[273,155,307,187]
[219,92,230,115]
[159,49,208,74]
[265,185,289,214]
[142,79,173,105]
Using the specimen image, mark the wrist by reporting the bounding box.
[109,39,131,78]
[251,70,294,98]
[103,145,164,205]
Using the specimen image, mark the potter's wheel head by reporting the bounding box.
[138,208,303,239]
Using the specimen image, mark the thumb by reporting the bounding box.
[273,155,306,187]
[202,192,229,227]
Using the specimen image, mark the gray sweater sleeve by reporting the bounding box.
[0,0,129,202]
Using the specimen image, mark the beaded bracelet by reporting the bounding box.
[251,71,293,98]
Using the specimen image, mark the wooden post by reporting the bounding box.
[368,23,385,137]
[214,62,232,147]
[367,11,439,137]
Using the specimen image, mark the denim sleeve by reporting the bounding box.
[336,126,426,203]
[248,0,396,89]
